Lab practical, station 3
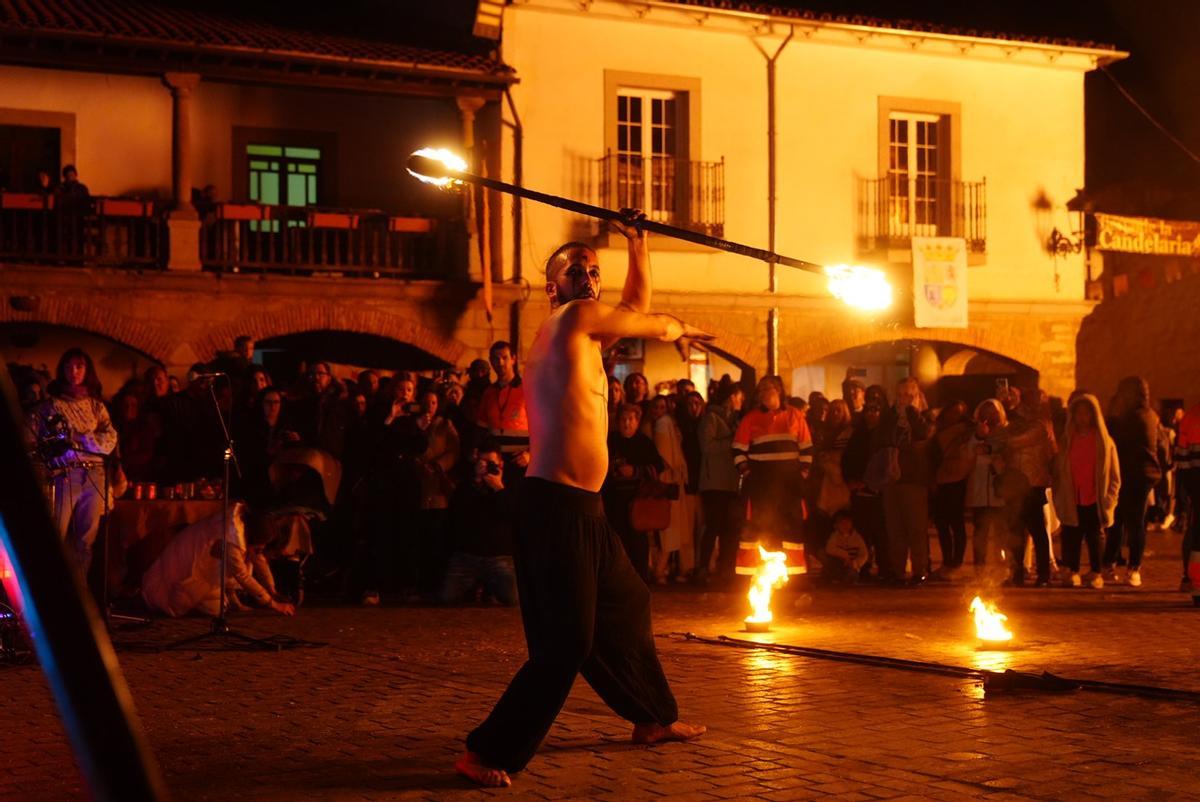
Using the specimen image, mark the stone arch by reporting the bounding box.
[780,320,1043,375]
[0,296,171,363]
[194,306,469,366]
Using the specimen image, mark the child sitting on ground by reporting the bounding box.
[824,509,869,584]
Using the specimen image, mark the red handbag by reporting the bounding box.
[630,479,672,532]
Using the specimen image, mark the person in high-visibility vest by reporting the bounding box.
[733,376,812,555]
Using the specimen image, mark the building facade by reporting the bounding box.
[0,1,1125,403]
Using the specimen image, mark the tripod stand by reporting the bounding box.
[165,374,290,652]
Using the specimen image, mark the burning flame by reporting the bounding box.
[823,264,893,311]
[406,147,468,189]
[969,595,1013,643]
[745,546,790,626]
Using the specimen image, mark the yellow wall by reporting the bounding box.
[501,0,1091,303]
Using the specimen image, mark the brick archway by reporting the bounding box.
[194,306,469,366]
[780,321,1042,374]
[0,297,171,362]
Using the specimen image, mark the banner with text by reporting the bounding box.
[1095,212,1200,256]
[913,236,968,329]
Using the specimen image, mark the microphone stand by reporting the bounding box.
[166,375,284,652]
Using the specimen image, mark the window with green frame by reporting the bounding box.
[247,144,321,229]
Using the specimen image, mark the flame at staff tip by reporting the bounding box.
[969,595,1013,643]
[745,545,790,626]
[823,264,893,311]
[406,147,468,189]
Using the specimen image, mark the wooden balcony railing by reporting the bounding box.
[199,204,447,278]
[0,192,166,268]
[857,176,987,254]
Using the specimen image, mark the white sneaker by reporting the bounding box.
[360,590,381,606]
[1085,572,1104,589]
[1128,570,1142,588]
[1162,514,1176,531]
[1068,573,1082,588]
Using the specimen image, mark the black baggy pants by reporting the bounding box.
[466,478,679,773]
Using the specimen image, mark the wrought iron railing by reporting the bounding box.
[857,176,987,254]
[199,204,448,277]
[0,193,166,268]
[596,152,724,239]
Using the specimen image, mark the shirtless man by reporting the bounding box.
[456,211,710,788]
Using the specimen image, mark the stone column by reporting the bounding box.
[163,72,202,271]
[457,96,486,282]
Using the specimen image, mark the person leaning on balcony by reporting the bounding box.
[1053,393,1119,589]
[55,164,90,210]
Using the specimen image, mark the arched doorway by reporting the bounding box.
[790,339,1037,409]
[256,329,453,389]
[2,322,159,399]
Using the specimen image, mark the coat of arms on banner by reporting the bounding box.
[912,237,968,329]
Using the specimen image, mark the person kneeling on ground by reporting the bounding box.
[438,442,518,606]
[142,502,295,618]
[823,509,869,584]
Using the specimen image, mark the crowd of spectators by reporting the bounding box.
[12,334,1198,619]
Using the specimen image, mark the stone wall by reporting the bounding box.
[1077,270,1200,404]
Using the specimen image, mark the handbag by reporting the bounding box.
[630,478,673,532]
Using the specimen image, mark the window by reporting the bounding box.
[247,144,321,207]
[616,88,681,223]
[887,112,942,237]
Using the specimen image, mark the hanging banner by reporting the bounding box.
[1095,212,1200,256]
[912,236,968,329]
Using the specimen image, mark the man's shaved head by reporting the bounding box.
[544,241,596,280]
[544,242,601,307]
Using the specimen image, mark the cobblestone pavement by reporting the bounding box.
[4,532,1199,801]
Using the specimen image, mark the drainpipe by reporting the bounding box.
[502,87,525,351]
[753,26,794,379]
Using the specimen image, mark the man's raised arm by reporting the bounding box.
[611,209,651,314]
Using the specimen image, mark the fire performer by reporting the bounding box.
[456,210,709,787]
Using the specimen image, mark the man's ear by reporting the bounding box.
[545,282,557,303]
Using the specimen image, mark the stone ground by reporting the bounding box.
[4,531,1200,801]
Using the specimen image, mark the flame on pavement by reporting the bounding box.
[745,546,790,627]
[969,595,1013,644]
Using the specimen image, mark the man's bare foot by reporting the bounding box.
[455,751,512,787]
[631,721,707,745]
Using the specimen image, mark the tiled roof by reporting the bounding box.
[660,0,1118,51]
[0,0,513,78]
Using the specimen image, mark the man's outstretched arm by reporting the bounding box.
[568,300,713,347]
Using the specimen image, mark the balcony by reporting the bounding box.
[0,193,452,278]
[0,192,165,269]
[856,176,987,256]
[199,204,448,278]
[595,152,724,240]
